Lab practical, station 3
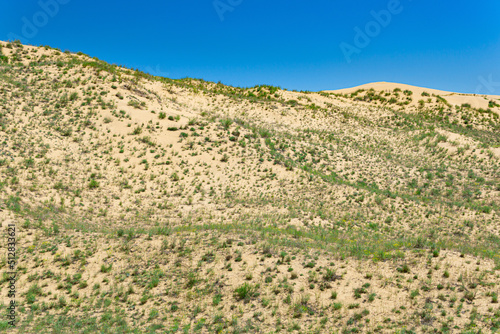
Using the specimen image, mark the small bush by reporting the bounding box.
[323,268,338,281]
[221,119,233,130]
[234,283,258,302]
[88,179,99,189]
[100,264,112,273]
[132,126,142,135]
[397,263,410,273]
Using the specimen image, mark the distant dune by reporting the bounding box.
[325,81,500,110]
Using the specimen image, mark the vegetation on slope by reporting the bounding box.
[0,40,499,333]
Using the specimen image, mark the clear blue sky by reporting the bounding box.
[1,0,499,93]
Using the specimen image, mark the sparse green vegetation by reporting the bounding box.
[0,41,498,334]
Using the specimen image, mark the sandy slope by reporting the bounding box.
[1,41,499,333]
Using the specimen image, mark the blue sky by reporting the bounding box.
[1,0,499,93]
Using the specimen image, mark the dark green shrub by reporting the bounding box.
[234,283,258,302]
[88,179,99,189]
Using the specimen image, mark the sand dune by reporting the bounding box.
[325,81,500,110]
[1,41,499,333]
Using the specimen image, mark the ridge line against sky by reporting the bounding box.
[1,0,499,94]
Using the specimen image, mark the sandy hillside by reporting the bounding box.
[0,41,499,334]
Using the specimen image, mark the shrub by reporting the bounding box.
[100,264,112,273]
[304,261,315,268]
[186,272,198,289]
[26,284,42,304]
[132,126,142,135]
[158,112,166,119]
[259,129,272,138]
[464,291,475,302]
[221,119,233,130]
[213,294,222,306]
[234,283,258,302]
[292,298,314,318]
[88,179,99,189]
[128,100,145,109]
[323,268,339,281]
[397,263,410,273]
